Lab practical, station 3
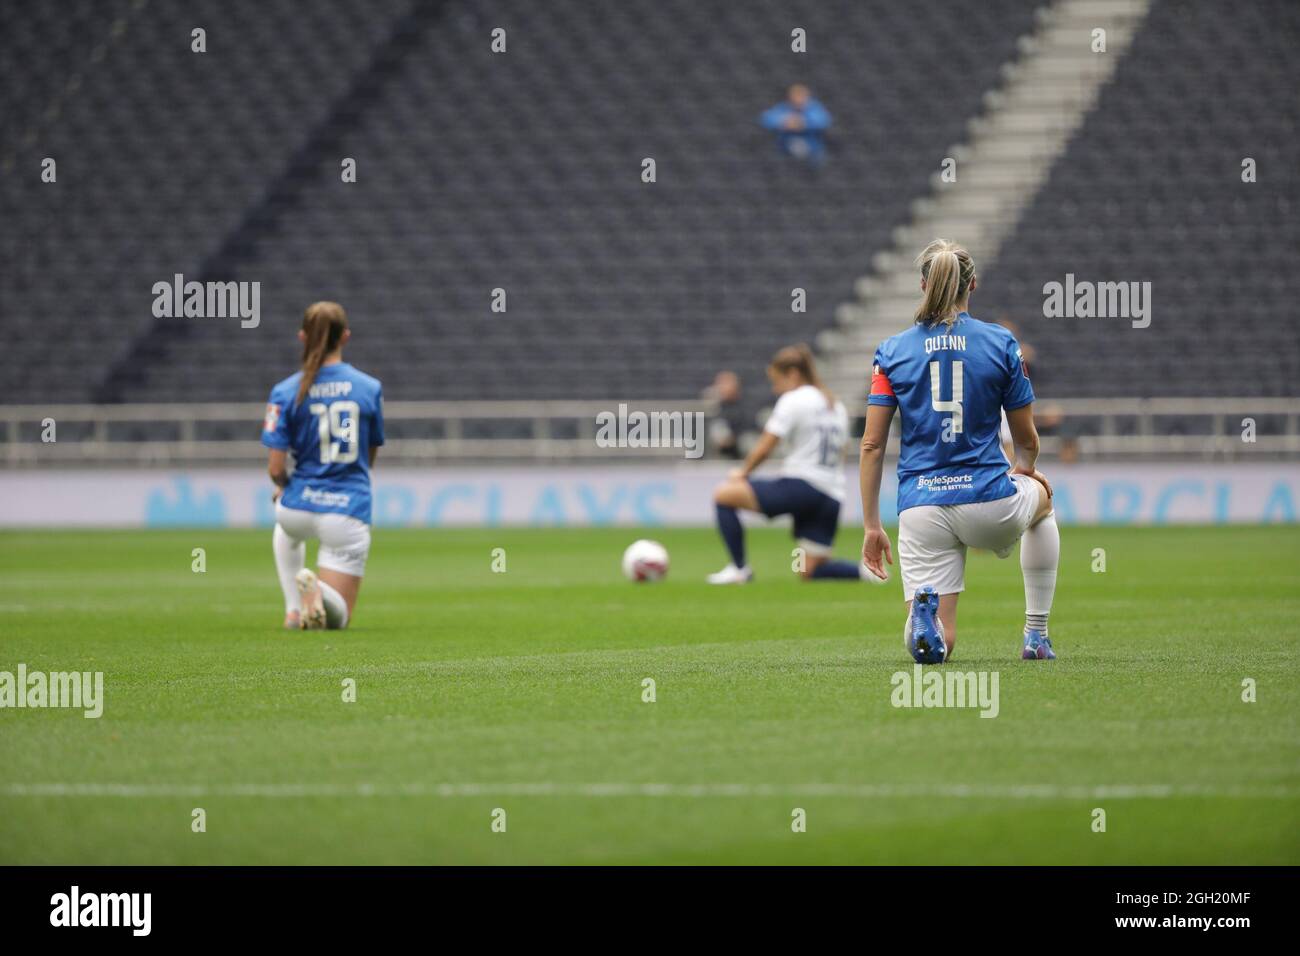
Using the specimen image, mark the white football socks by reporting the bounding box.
[317,578,349,629]
[272,524,305,614]
[1020,511,1059,635]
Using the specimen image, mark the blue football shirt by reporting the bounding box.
[261,362,385,523]
[868,313,1033,512]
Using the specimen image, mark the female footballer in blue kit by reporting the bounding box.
[261,302,385,630]
[859,240,1060,662]
[709,344,879,584]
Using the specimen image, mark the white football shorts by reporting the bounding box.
[897,474,1043,600]
[275,503,372,576]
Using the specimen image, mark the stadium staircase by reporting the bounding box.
[819,0,1152,402]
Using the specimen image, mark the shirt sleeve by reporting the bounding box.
[261,389,290,450]
[867,345,897,407]
[803,101,832,131]
[759,105,787,130]
[370,385,386,447]
[764,392,797,437]
[1002,334,1035,411]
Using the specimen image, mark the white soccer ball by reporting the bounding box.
[622,539,669,582]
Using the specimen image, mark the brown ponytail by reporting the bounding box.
[296,301,348,404]
[770,343,835,408]
[914,239,975,328]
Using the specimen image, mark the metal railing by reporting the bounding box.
[0,397,1296,466]
[1026,397,1300,458]
[0,400,720,466]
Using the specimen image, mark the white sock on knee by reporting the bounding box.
[1020,511,1059,634]
[273,525,305,613]
[317,579,349,629]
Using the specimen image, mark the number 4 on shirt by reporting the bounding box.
[929,360,963,435]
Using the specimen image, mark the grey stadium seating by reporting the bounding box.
[1,0,1295,428]
[979,0,1300,399]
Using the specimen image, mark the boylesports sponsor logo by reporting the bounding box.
[915,473,974,492]
[300,486,352,508]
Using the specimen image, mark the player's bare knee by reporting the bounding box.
[714,481,749,509]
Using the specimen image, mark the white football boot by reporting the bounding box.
[706,563,753,585]
[295,568,327,630]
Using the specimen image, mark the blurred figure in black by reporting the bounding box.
[703,370,747,460]
[996,317,1078,463]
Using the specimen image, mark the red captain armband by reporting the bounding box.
[869,364,895,398]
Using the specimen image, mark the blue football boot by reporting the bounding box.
[1021,629,1056,660]
[907,586,947,664]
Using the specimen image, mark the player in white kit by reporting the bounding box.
[708,344,880,584]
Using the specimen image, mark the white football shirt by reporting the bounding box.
[763,384,850,501]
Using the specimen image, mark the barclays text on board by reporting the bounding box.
[0,464,1294,528]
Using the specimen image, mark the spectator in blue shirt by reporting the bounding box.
[760,84,832,165]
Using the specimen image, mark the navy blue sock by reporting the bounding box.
[810,559,861,580]
[715,504,746,567]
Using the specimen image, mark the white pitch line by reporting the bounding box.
[2,782,1296,799]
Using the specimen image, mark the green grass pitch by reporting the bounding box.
[1,525,1297,865]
